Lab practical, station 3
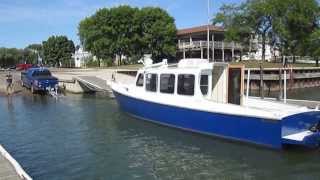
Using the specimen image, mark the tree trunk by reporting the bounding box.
[284,57,288,67]
[316,57,319,67]
[293,55,296,64]
[262,34,266,62]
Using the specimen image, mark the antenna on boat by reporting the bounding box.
[207,0,211,61]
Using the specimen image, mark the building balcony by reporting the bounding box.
[178,41,243,51]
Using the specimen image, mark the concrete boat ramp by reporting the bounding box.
[51,69,135,95]
[75,76,112,92]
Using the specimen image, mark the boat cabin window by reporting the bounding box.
[178,74,195,96]
[200,75,209,95]
[160,74,175,94]
[145,73,158,92]
[136,73,144,87]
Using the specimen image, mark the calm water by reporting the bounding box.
[0,88,320,180]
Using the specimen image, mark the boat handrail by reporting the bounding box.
[143,59,168,69]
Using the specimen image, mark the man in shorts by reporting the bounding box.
[6,71,13,95]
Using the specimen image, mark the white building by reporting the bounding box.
[242,44,276,62]
[73,47,92,68]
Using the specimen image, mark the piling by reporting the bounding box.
[259,64,264,99]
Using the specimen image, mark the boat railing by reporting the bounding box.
[246,68,320,109]
[178,41,243,50]
[144,60,168,69]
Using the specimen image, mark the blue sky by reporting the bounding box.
[0,0,243,48]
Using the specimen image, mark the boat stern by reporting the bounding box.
[281,111,320,148]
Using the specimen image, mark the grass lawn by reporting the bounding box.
[103,64,143,70]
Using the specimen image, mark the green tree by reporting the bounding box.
[136,7,177,62]
[25,43,43,64]
[0,48,25,67]
[307,29,320,67]
[214,0,320,64]
[42,36,75,67]
[271,0,319,63]
[79,6,137,66]
[213,4,250,42]
[26,44,43,52]
[78,5,177,65]
[214,1,274,61]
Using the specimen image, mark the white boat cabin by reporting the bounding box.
[134,59,244,106]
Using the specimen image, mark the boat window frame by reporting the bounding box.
[200,74,209,96]
[145,73,158,92]
[177,74,195,96]
[160,73,175,94]
[136,73,144,87]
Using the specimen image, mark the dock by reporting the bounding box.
[75,76,110,92]
[0,145,32,180]
[52,69,135,95]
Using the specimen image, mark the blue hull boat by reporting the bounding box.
[112,59,320,149]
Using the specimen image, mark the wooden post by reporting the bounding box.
[200,41,203,59]
[278,68,283,100]
[183,42,186,59]
[222,42,225,62]
[212,34,215,62]
[246,69,251,105]
[259,64,264,99]
[232,41,235,61]
[284,69,287,103]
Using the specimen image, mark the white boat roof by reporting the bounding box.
[141,58,227,74]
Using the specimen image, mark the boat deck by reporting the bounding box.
[246,97,318,119]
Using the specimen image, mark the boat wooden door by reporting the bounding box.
[228,65,244,105]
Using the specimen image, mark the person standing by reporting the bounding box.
[6,71,13,95]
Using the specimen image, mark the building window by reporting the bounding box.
[178,74,195,96]
[146,74,157,92]
[160,74,175,94]
[136,73,144,87]
[200,75,209,95]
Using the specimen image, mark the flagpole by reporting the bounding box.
[207,0,210,61]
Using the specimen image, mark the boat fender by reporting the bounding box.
[309,122,320,133]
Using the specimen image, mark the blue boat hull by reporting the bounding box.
[113,91,285,149]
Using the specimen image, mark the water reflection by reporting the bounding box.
[6,95,16,123]
[0,93,319,180]
[115,113,320,179]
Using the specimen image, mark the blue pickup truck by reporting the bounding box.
[21,68,58,93]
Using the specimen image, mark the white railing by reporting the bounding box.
[178,41,243,50]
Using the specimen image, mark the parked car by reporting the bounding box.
[21,68,58,93]
[16,64,34,71]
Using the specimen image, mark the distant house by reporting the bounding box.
[73,47,92,68]
[177,25,277,62]
[177,25,243,62]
